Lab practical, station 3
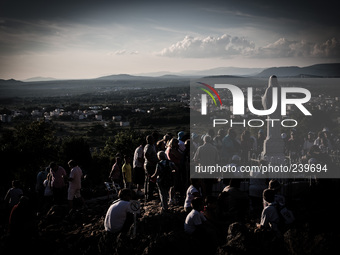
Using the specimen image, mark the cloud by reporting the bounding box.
[158,34,255,58]
[107,50,139,56]
[257,37,340,58]
[312,38,340,58]
[159,35,340,59]
[113,50,127,55]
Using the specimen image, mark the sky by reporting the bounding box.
[0,0,339,80]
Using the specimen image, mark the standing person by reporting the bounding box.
[264,179,286,208]
[67,160,84,210]
[156,134,171,152]
[49,162,67,204]
[184,197,217,254]
[249,161,268,217]
[166,137,183,201]
[184,179,202,213]
[4,180,23,214]
[166,138,182,167]
[133,142,145,196]
[222,179,249,223]
[214,129,226,162]
[35,166,48,212]
[8,196,35,253]
[109,156,123,189]
[193,135,219,166]
[286,131,301,162]
[302,131,315,156]
[177,131,186,153]
[257,129,266,155]
[193,135,219,196]
[240,130,253,163]
[183,139,191,189]
[191,133,201,158]
[144,135,158,201]
[36,166,48,194]
[43,173,53,210]
[184,197,206,235]
[256,189,281,237]
[222,128,240,164]
[151,151,177,212]
[122,155,132,189]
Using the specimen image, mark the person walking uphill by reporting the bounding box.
[151,151,177,212]
[144,135,158,201]
[67,160,85,210]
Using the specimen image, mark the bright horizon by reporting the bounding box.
[1,0,339,80]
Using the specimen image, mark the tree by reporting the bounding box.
[101,129,146,158]
[59,136,92,171]
[0,120,59,188]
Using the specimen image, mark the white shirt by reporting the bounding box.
[184,209,206,234]
[104,200,132,233]
[260,203,280,232]
[69,166,83,190]
[184,185,200,208]
[133,145,144,168]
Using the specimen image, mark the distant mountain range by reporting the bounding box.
[24,77,57,82]
[1,63,339,83]
[96,74,153,80]
[134,67,265,77]
[95,63,340,79]
[256,63,340,78]
[0,79,23,85]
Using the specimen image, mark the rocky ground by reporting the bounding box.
[1,180,339,255]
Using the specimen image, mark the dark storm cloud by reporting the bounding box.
[1,0,338,40]
[1,0,337,24]
[208,0,340,27]
[1,0,128,22]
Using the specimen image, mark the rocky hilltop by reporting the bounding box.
[1,180,339,255]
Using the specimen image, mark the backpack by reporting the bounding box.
[276,203,295,225]
[157,160,174,188]
[279,206,295,225]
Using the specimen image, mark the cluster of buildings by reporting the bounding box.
[1,91,190,125]
[0,106,130,127]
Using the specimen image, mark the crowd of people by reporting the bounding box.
[2,160,85,243]
[2,126,338,252]
[1,160,86,254]
[102,129,290,242]
[192,127,338,166]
